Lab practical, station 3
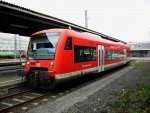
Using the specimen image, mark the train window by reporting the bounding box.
[112,51,115,60]
[113,51,115,59]
[28,32,61,60]
[113,51,118,60]
[127,51,130,57]
[74,45,96,63]
[106,51,112,60]
[65,37,72,50]
[121,51,124,58]
[84,48,91,61]
[119,51,122,59]
[91,48,96,60]
[116,51,120,59]
[106,50,124,60]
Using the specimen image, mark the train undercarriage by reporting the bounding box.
[18,68,56,89]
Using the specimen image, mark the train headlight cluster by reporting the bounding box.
[50,62,54,68]
[25,61,30,68]
[26,61,29,65]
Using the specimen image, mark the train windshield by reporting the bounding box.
[28,32,61,60]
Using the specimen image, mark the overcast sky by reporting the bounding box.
[2,0,150,42]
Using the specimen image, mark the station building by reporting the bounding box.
[0,33,29,52]
[127,41,150,57]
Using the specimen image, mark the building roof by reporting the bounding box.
[0,0,127,44]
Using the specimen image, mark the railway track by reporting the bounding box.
[0,65,23,71]
[0,89,55,113]
[0,64,128,113]
[0,65,23,76]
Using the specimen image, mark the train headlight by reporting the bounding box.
[25,61,29,68]
[50,62,54,68]
[26,61,29,65]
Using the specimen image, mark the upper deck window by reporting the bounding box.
[28,32,61,60]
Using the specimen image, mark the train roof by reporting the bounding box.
[32,29,129,48]
[73,30,127,46]
[32,29,66,36]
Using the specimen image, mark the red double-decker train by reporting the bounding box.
[22,29,130,89]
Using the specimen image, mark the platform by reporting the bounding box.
[0,59,25,95]
[0,74,22,95]
[0,74,22,88]
[0,59,25,66]
[131,57,150,61]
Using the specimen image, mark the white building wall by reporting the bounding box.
[0,33,29,51]
[127,41,150,57]
[127,41,150,50]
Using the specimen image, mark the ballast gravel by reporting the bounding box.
[28,61,150,113]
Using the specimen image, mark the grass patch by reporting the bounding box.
[109,84,150,113]
[146,75,150,80]
[130,60,143,66]
[143,66,150,69]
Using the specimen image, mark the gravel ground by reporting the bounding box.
[62,61,150,113]
[27,61,150,113]
[28,65,132,113]
[0,86,29,98]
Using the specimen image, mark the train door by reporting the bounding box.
[98,45,104,72]
[124,49,127,64]
[62,36,74,76]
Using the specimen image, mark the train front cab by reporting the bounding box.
[23,30,66,89]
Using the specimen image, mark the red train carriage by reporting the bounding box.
[21,29,130,89]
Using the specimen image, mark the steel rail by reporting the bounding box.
[0,90,55,113]
[0,89,33,101]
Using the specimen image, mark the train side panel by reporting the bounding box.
[74,34,98,75]
[55,30,75,79]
